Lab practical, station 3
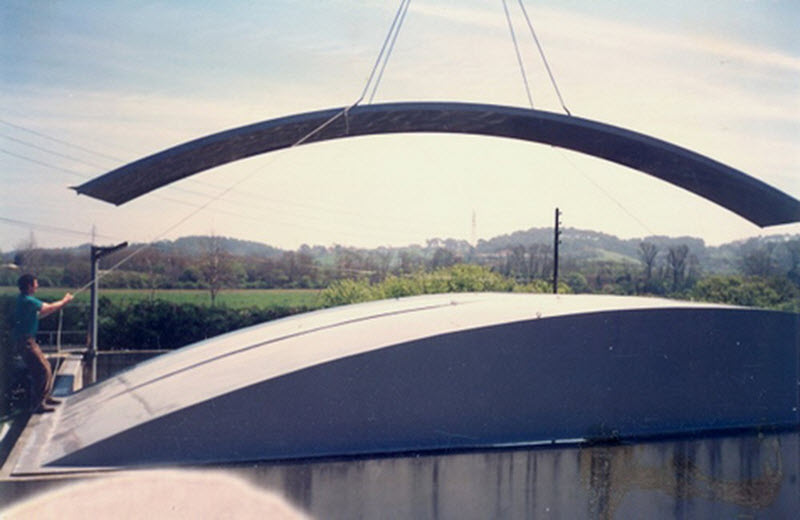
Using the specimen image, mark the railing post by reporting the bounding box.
[89,241,127,383]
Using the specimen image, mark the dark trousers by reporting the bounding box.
[18,336,53,408]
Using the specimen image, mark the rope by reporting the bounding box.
[50,308,65,394]
[56,308,63,353]
[502,0,534,108]
[516,0,571,115]
[369,0,411,104]
[358,0,412,104]
[69,110,350,299]
[68,0,415,300]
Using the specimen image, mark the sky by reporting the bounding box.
[1,0,798,253]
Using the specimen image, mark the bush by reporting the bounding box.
[319,264,520,307]
[98,300,313,350]
[318,279,377,307]
[691,275,800,311]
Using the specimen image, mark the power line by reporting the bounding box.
[1,133,110,170]
[0,148,91,179]
[0,118,124,163]
[0,216,116,240]
[552,148,655,236]
[0,142,437,243]
[64,1,437,293]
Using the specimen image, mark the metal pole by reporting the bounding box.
[88,241,127,383]
[553,208,561,294]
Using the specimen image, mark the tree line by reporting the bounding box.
[3,231,800,311]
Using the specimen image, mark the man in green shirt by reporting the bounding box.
[13,274,73,413]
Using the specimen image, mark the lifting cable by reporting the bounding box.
[502,0,535,109]
[516,0,571,115]
[503,2,649,234]
[61,0,415,304]
[358,0,412,104]
[368,0,411,104]
[503,0,571,115]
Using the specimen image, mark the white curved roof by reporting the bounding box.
[15,293,797,473]
[48,294,717,455]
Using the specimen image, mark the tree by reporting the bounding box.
[666,244,689,292]
[564,272,590,293]
[14,231,42,274]
[399,250,423,274]
[691,275,799,310]
[527,243,552,279]
[139,248,166,300]
[740,242,778,277]
[430,248,458,269]
[506,244,528,282]
[200,234,234,306]
[786,240,800,285]
[637,242,658,282]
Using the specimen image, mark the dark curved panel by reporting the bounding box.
[50,307,798,467]
[74,102,800,226]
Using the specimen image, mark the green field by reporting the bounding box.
[0,287,323,309]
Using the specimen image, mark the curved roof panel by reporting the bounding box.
[73,102,800,226]
[12,293,799,472]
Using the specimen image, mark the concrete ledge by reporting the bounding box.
[52,355,84,397]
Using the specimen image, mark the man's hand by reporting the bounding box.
[40,292,74,318]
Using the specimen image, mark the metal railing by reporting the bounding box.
[35,330,86,351]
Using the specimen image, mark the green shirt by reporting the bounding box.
[13,293,43,340]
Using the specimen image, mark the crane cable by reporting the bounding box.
[368,0,411,104]
[516,0,571,116]
[502,0,535,109]
[504,2,650,235]
[62,0,415,302]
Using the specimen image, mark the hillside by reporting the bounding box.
[3,228,799,291]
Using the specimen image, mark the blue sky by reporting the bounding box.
[1,0,799,252]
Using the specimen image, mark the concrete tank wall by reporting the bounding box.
[2,431,797,519]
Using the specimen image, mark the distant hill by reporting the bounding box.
[4,229,799,277]
[166,236,283,258]
[476,227,708,263]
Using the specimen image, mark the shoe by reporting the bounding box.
[33,405,56,414]
[45,397,62,405]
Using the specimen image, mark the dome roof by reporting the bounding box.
[12,293,799,473]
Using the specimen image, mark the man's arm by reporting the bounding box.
[39,293,73,319]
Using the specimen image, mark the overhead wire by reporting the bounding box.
[1,96,440,238]
[0,216,117,241]
[551,149,655,236]
[0,118,124,163]
[62,0,418,297]
[0,148,89,179]
[1,134,111,171]
[0,145,297,231]
[0,118,386,221]
[1,124,442,245]
[504,1,649,235]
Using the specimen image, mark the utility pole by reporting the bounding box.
[553,208,562,294]
[88,241,127,383]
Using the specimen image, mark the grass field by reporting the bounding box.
[0,287,324,309]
